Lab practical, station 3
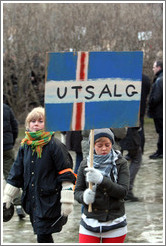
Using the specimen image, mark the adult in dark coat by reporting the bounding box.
[3,103,25,219]
[147,60,163,159]
[3,103,18,180]
[3,107,76,243]
[119,127,142,201]
[3,103,18,156]
[119,73,151,201]
[66,131,83,174]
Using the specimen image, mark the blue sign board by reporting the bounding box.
[45,51,143,131]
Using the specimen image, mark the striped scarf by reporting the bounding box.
[21,129,55,158]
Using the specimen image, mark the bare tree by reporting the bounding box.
[3,2,163,122]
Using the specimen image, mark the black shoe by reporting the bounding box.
[124,192,139,202]
[16,206,26,219]
[149,152,163,159]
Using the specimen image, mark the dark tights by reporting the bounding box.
[37,234,54,243]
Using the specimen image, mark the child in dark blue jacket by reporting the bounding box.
[3,107,76,243]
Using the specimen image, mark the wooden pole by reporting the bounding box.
[88,129,94,212]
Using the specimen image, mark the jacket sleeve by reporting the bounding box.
[74,160,87,204]
[148,78,163,108]
[7,147,24,188]
[98,158,129,199]
[50,138,76,185]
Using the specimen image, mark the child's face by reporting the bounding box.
[94,137,112,155]
[29,117,45,132]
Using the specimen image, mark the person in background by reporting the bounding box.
[74,128,129,243]
[119,73,150,202]
[119,127,142,202]
[147,60,163,159]
[3,107,76,243]
[3,101,25,219]
[66,131,83,174]
[124,73,151,159]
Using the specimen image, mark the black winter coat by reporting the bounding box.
[7,136,76,234]
[148,70,163,119]
[3,103,18,151]
[74,151,129,222]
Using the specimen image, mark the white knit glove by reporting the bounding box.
[3,183,20,209]
[83,188,95,205]
[85,167,103,184]
[60,182,74,216]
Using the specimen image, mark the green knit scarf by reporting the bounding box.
[21,129,55,158]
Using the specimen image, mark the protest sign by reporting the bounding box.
[45,51,143,131]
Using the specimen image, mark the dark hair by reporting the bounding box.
[156,61,163,70]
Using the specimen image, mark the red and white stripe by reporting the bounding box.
[71,51,89,131]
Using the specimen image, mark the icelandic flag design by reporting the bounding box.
[45,51,143,131]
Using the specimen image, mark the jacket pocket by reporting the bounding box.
[36,186,61,218]
[38,186,60,196]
